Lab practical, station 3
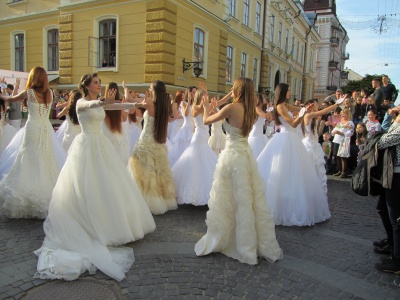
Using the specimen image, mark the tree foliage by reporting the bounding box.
[342,74,380,95]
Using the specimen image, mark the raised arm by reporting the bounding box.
[215,91,233,107]
[277,103,310,128]
[57,106,69,118]
[0,90,27,102]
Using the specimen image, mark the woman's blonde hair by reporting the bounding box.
[233,77,257,137]
[341,109,352,120]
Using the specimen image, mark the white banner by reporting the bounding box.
[0,69,29,91]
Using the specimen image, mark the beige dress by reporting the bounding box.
[128,111,177,215]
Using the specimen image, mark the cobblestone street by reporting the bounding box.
[1,177,400,299]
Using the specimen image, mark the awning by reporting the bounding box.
[47,74,59,82]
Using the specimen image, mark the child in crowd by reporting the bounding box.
[321,132,332,172]
[365,108,382,138]
[355,122,368,165]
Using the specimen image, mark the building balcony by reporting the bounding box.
[341,71,349,80]
[342,52,350,60]
[328,60,339,70]
[327,86,338,91]
[330,37,339,47]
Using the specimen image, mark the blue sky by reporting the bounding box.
[336,0,400,86]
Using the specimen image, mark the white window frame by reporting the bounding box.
[93,15,119,72]
[193,25,209,79]
[278,22,282,48]
[255,2,261,34]
[243,0,250,26]
[270,15,275,42]
[10,30,26,72]
[252,57,258,88]
[241,52,247,77]
[43,25,59,74]
[229,0,236,17]
[226,45,234,84]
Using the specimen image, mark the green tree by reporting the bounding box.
[342,74,380,95]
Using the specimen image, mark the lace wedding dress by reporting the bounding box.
[35,99,156,281]
[128,111,177,215]
[195,120,283,265]
[0,89,66,218]
[172,113,218,206]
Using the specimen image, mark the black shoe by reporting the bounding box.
[374,245,393,255]
[373,238,388,247]
[333,171,342,176]
[375,257,400,275]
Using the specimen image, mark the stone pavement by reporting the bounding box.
[1,177,400,299]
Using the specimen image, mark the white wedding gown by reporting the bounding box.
[102,121,131,165]
[248,117,268,159]
[195,120,283,265]
[0,89,67,218]
[123,118,142,154]
[172,113,218,206]
[62,116,81,151]
[302,121,328,196]
[257,114,331,226]
[168,104,194,167]
[35,99,156,281]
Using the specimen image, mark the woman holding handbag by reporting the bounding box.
[332,109,354,178]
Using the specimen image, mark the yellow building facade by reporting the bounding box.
[0,0,319,97]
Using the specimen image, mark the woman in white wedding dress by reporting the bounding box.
[302,98,344,196]
[168,89,194,166]
[248,93,272,159]
[0,67,67,219]
[195,77,283,265]
[0,99,17,155]
[35,73,156,282]
[128,80,177,215]
[257,83,330,226]
[57,90,82,151]
[172,89,218,206]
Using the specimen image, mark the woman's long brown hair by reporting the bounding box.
[26,66,51,107]
[273,83,289,126]
[152,80,169,143]
[233,77,257,137]
[104,82,122,133]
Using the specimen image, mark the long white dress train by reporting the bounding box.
[0,90,67,218]
[257,114,331,226]
[172,114,218,206]
[35,99,156,281]
[195,121,283,265]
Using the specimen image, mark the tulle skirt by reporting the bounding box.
[35,132,156,281]
[129,139,177,215]
[168,125,194,167]
[172,130,218,206]
[303,137,328,196]
[195,142,283,265]
[248,134,268,159]
[0,123,17,156]
[0,123,67,219]
[208,134,226,155]
[257,131,331,226]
